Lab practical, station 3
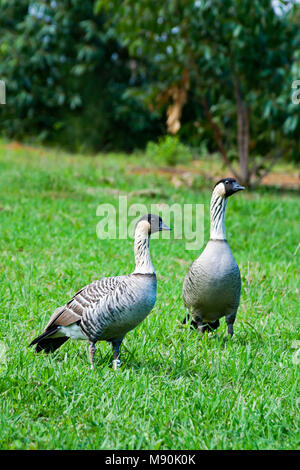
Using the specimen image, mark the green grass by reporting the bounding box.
[0,140,299,450]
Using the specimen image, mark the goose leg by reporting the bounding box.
[183,313,198,330]
[225,313,236,337]
[206,319,220,332]
[186,311,209,335]
[196,318,205,334]
[185,309,203,332]
[198,318,220,334]
[112,339,122,370]
[182,308,191,325]
[89,342,96,369]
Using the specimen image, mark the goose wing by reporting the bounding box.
[44,275,126,331]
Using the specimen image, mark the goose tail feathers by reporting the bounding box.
[29,327,69,353]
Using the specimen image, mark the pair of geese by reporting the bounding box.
[30,178,245,369]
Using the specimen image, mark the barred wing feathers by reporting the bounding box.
[44,275,126,331]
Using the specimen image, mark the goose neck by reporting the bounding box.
[133,228,155,275]
[209,191,227,240]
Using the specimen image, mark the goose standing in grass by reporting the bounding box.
[182,178,245,336]
[29,214,171,369]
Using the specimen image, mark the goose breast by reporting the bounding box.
[183,241,241,322]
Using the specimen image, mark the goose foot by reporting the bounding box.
[196,319,205,334]
[197,319,220,334]
[111,338,123,371]
[112,358,122,370]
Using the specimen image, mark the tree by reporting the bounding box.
[98,0,300,185]
[0,0,162,151]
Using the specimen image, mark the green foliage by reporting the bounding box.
[0,142,299,449]
[146,135,194,166]
[101,0,300,180]
[0,0,162,151]
[0,0,300,167]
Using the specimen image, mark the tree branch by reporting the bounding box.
[187,54,240,180]
[233,74,250,185]
[251,149,283,188]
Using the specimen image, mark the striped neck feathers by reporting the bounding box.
[210,186,228,240]
[133,221,155,274]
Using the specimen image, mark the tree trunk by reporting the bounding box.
[234,76,250,186]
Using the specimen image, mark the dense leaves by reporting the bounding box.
[0,0,299,178]
[99,0,300,184]
[0,0,162,151]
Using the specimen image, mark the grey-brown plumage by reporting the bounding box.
[182,178,245,336]
[29,214,171,369]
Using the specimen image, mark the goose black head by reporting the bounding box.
[214,178,245,198]
[136,214,171,235]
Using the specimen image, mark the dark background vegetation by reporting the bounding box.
[0,1,299,450]
[0,0,300,185]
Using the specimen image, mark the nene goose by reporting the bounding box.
[29,214,171,369]
[182,178,245,336]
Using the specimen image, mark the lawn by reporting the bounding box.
[0,140,299,450]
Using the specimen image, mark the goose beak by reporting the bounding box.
[232,182,245,193]
[161,222,172,231]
